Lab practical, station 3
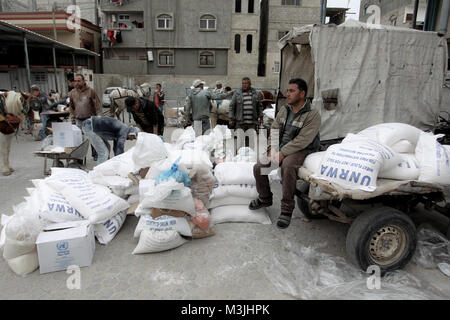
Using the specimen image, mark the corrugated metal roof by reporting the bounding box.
[0,19,99,56]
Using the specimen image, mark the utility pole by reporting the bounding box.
[52,2,58,41]
[320,0,327,24]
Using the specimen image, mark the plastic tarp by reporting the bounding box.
[278,20,448,141]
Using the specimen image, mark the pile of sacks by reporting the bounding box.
[303,123,450,192]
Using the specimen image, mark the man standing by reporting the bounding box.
[229,77,263,132]
[82,116,140,165]
[153,83,165,113]
[30,85,51,141]
[249,78,321,229]
[125,96,163,136]
[68,73,102,160]
[185,79,232,135]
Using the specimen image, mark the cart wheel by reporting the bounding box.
[345,206,416,274]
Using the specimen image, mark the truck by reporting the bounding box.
[277,20,449,274]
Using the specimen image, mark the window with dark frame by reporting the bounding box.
[200,14,216,30]
[199,51,215,67]
[246,34,252,53]
[159,51,174,66]
[235,0,241,13]
[248,0,254,13]
[234,34,241,53]
[157,14,172,29]
[281,0,300,5]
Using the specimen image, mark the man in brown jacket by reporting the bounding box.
[68,73,102,159]
[249,78,321,229]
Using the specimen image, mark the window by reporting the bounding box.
[158,50,174,66]
[273,61,280,73]
[234,34,241,53]
[157,14,173,30]
[235,0,241,13]
[248,0,254,13]
[118,14,129,21]
[199,51,215,67]
[246,35,252,53]
[200,14,216,31]
[282,0,300,5]
[32,72,47,84]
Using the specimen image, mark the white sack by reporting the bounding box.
[211,184,259,200]
[211,205,271,225]
[132,229,187,254]
[88,171,133,189]
[93,147,139,177]
[415,132,450,185]
[0,214,13,249]
[94,210,127,245]
[174,126,196,150]
[7,250,39,276]
[132,132,168,168]
[3,237,36,260]
[379,154,420,180]
[303,151,326,174]
[316,140,401,192]
[46,168,129,224]
[133,215,191,238]
[357,123,422,147]
[391,140,416,154]
[31,180,84,223]
[124,185,139,195]
[263,107,275,120]
[207,196,252,209]
[127,194,140,204]
[214,162,256,185]
[233,147,257,162]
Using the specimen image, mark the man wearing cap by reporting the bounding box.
[81,115,140,165]
[30,85,52,141]
[185,79,232,135]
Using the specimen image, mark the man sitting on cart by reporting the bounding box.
[249,78,321,229]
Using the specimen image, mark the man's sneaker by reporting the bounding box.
[276,212,292,229]
[248,198,272,210]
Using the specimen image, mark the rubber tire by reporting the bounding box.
[345,206,416,274]
[296,194,327,219]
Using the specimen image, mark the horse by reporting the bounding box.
[0,91,29,176]
[109,83,151,119]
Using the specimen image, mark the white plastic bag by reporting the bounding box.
[378,154,420,181]
[233,147,257,162]
[127,194,140,204]
[357,123,422,147]
[391,140,416,154]
[415,132,450,185]
[46,168,130,224]
[210,205,271,225]
[174,126,196,150]
[0,214,13,249]
[88,171,133,189]
[214,162,256,185]
[132,132,168,168]
[132,229,187,254]
[133,215,192,238]
[93,147,139,177]
[93,210,127,245]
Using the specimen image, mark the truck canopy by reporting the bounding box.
[278,20,448,141]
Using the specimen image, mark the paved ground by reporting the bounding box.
[0,122,449,300]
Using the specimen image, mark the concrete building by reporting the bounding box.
[98,0,321,92]
[0,11,102,73]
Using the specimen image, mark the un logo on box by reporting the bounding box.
[57,241,69,251]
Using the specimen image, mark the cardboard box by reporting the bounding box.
[36,220,95,274]
[52,122,82,148]
[151,208,187,219]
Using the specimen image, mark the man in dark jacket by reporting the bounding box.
[125,96,164,136]
[30,84,52,141]
[82,116,140,165]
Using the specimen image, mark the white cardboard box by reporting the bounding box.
[52,122,82,148]
[36,220,95,274]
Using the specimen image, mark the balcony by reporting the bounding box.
[103,28,146,48]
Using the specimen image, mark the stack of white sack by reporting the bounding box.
[232,147,257,162]
[89,147,140,201]
[302,123,450,192]
[209,161,271,225]
[1,202,46,276]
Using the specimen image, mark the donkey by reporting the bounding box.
[109,83,151,119]
[0,91,29,176]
